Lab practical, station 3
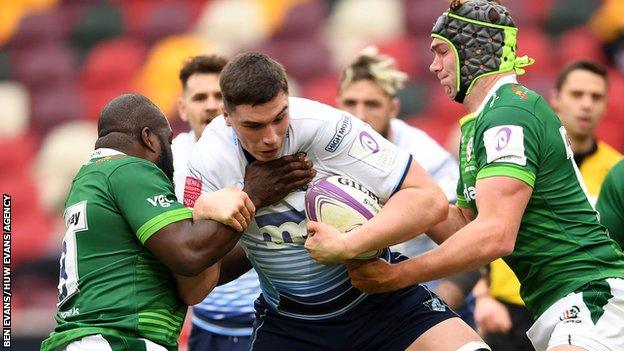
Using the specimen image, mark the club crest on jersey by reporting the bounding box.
[423,297,447,312]
[559,305,581,323]
[511,85,528,100]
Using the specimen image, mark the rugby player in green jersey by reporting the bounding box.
[308,1,624,350]
[41,93,315,351]
[596,159,624,249]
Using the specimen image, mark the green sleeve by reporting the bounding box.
[474,106,539,187]
[596,160,624,249]
[109,161,192,244]
[456,177,470,208]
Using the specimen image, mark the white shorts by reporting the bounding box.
[63,334,168,351]
[527,278,624,351]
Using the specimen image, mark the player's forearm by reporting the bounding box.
[182,221,243,274]
[395,217,512,288]
[217,244,253,285]
[175,262,221,305]
[427,205,471,245]
[345,187,448,257]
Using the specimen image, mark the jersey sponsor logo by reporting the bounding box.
[255,209,307,246]
[463,184,476,201]
[511,85,528,100]
[184,176,202,208]
[348,129,397,173]
[559,126,574,160]
[489,93,499,108]
[423,297,446,312]
[147,195,174,207]
[483,125,526,166]
[465,137,474,162]
[559,305,581,323]
[58,307,80,319]
[64,201,88,232]
[325,114,352,152]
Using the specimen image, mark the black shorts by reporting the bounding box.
[250,284,458,351]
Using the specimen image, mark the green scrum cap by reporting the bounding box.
[431,0,534,103]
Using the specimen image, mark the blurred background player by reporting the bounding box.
[173,55,228,201]
[596,159,624,249]
[475,59,623,351]
[551,60,622,203]
[337,46,480,321]
[173,54,262,351]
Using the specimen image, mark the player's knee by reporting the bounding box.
[456,341,491,351]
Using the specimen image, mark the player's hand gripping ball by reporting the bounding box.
[304,175,385,260]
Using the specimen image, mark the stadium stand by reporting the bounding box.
[2,1,624,349]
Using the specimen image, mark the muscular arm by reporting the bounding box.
[344,160,449,256]
[174,263,221,305]
[395,176,531,285]
[427,205,475,245]
[348,176,532,293]
[146,219,242,277]
[217,244,253,285]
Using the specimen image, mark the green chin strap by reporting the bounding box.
[431,10,535,103]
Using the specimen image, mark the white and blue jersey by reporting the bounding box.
[185,97,412,320]
[172,128,261,336]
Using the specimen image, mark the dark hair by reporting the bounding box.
[219,52,289,112]
[179,54,229,89]
[95,93,167,148]
[555,60,608,91]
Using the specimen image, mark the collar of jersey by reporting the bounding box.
[459,113,475,126]
[91,148,126,159]
[474,74,518,116]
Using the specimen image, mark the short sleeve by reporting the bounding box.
[312,113,412,201]
[456,177,470,208]
[183,146,221,208]
[109,161,192,244]
[474,106,540,188]
[596,162,624,248]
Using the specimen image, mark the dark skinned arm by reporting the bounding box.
[217,244,253,286]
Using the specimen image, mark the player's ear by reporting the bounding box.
[390,97,400,118]
[177,97,188,122]
[549,89,560,110]
[222,103,232,126]
[141,127,158,153]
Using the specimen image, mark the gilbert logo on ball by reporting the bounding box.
[304,175,384,259]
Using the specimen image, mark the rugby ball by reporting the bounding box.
[304,175,384,259]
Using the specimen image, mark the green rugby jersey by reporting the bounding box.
[596,159,624,249]
[41,149,192,351]
[456,77,624,318]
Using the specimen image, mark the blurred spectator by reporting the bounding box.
[0,81,29,138]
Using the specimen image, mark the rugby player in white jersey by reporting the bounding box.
[184,52,489,351]
[173,55,262,351]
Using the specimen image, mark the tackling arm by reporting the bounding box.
[348,176,532,293]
